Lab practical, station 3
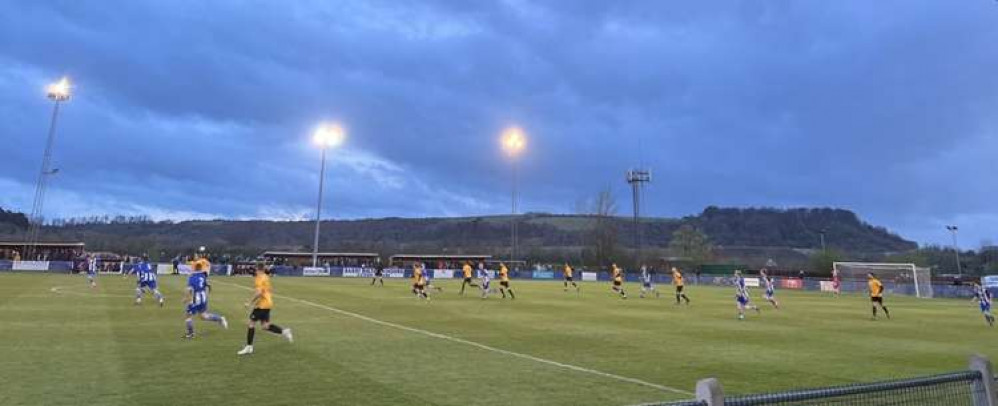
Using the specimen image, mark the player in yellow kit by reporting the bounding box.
[563,263,579,292]
[672,267,691,305]
[498,263,516,299]
[611,263,627,299]
[238,263,293,355]
[868,273,890,320]
[412,263,428,300]
[459,261,478,295]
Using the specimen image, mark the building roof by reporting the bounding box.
[0,241,85,248]
[389,254,493,260]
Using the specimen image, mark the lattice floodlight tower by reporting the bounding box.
[833,262,934,298]
[626,169,651,263]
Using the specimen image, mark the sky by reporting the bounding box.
[1,1,997,249]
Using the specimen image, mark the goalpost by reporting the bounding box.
[832,262,933,298]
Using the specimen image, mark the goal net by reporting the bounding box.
[833,262,933,298]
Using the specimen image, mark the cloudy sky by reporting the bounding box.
[2,1,997,248]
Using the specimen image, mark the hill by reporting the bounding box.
[0,207,915,269]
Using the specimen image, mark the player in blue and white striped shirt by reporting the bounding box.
[129,256,164,307]
[760,269,780,309]
[85,254,98,288]
[183,262,227,339]
[479,267,492,299]
[639,266,660,299]
[972,282,994,327]
[734,270,761,320]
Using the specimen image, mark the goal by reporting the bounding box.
[833,262,933,298]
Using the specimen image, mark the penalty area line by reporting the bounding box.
[218,281,691,396]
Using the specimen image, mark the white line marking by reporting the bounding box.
[218,281,692,396]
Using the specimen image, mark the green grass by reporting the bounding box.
[0,273,993,406]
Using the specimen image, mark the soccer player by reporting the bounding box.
[479,266,492,299]
[867,273,890,320]
[189,252,212,294]
[371,259,384,287]
[85,254,98,288]
[459,261,478,295]
[611,263,627,299]
[639,266,659,299]
[183,261,227,339]
[498,262,515,299]
[832,268,841,297]
[734,270,760,320]
[131,255,164,306]
[672,267,690,305]
[238,264,294,355]
[760,269,779,309]
[563,263,579,292]
[972,282,995,327]
[412,263,428,300]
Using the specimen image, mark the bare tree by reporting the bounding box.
[581,187,618,268]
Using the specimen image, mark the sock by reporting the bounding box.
[186,319,194,335]
[882,307,890,318]
[247,327,256,345]
[267,324,283,334]
[154,291,163,301]
[872,306,877,317]
[204,313,222,323]
[676,294,681,304]
[136,288,143,300]
[509,289,515,299]
[500,289,506,298]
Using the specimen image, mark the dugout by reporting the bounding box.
[0,241,85,261]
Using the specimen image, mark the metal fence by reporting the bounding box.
[646,355,996,406]
[724,371,984,405]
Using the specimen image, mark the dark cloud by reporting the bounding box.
[1,1,997,247]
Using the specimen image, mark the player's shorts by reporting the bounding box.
[642,282,652,288]
[250,308,271,322]
[613,280,622,287]
[765,289,774,299]
[463,277,473,283]
[871,297,884,304]
[736,295,749,306]
[564,276,574,282]
[980,302,991,313]
[374,271,383,277]
[676,285,685,293]
[832,281,841,289]
[86,270,96,276]
[186,303,207,315]
[481,281,490,290]
[500,281,510,288]
[413,283,424,290]
[139,280,158,290]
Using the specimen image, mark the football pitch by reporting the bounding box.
[0,273,993,406]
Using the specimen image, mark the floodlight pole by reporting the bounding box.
[312,147,327,268]
[819,229,827,253]
[627,169,651,265]
[947,225,962,276]
[510,158,518,267]
[25,90,69,260]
